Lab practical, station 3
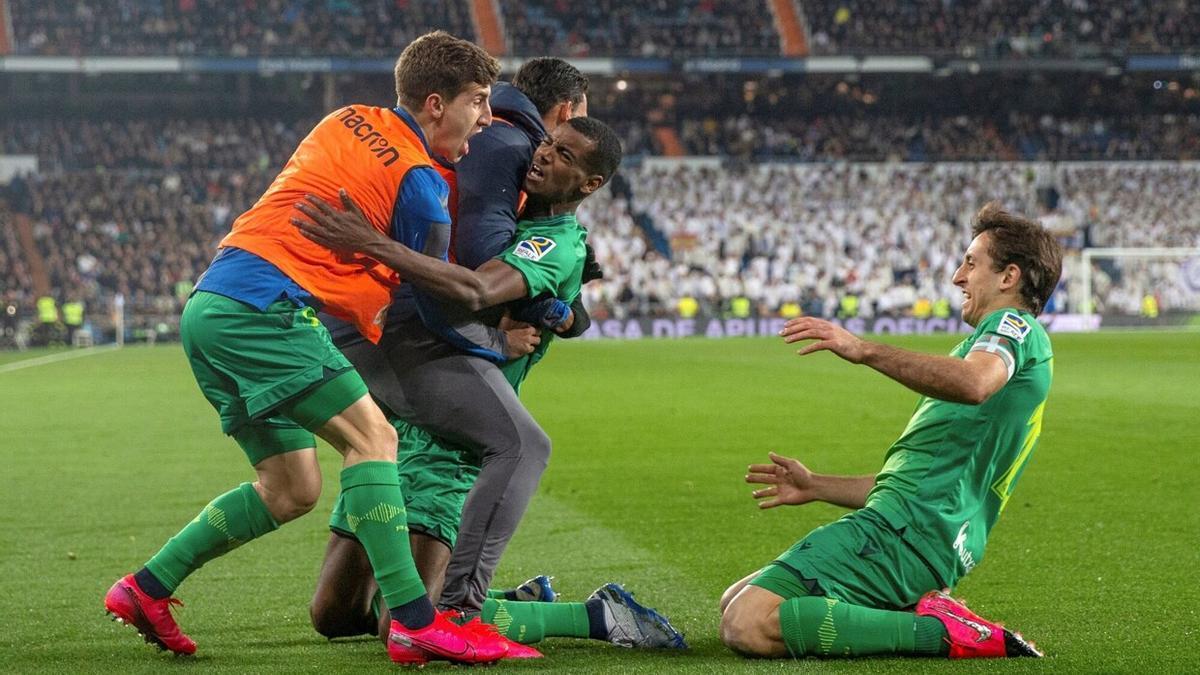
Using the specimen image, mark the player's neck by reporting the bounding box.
[523,195,580,220]
[976,297,1030,321]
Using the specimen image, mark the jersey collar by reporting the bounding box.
[391,106,433,157]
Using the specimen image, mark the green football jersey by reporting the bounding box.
[865,307,1053,586]
[495,213,587,389]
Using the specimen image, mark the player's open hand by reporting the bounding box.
[746,452,819,509]
[499,314,542,359]
[779,317,868,364]
[290,189,386,255]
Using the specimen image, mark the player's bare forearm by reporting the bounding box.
[810,473,876,510]
[292,192,526,311]
[361,238,494,310]
[782,317,996,404]
[748,452,875,511]
[859,342,993,404]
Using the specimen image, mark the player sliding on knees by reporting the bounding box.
[104,32,515,665]
[720,202,1062,660]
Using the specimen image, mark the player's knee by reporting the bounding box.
[720,598,777,658]
[256,472,321,523]
[522,423,552,466]
[286,476,321,518]
[358,418,399,462]
[309,597,350,639]
[719,581,742,615]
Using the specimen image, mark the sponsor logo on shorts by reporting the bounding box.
[513,236,557,261]
[953,521,977,573]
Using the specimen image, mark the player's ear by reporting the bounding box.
[579,174,604,196]
[1001,263,1021,292]
[425,92,445,120]
[556,101,573,126]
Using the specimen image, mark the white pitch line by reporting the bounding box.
[0,344,121,374]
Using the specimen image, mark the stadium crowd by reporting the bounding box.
[10,0,1198,58]
[500,0,780,57]
[9,0,474,57]
[578,162,1200,320]
[803,0,1200,55]
[3,75,1196,344]
[6,153,1194,346]
[6,106,1200,176]
[675,113,1200,161]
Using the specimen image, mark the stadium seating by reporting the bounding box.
[802,0,1200,56]
[9,0,475,56]
[500,0,781,57]
[10,0,1197,58]
[580,162,1200,319]
[5,110,1197,334]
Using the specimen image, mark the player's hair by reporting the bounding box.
[566,117,622,188]
[511,57,589,117]
[393,31,501,112]
[972,202,1063,316]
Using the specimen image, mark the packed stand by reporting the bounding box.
[675,113,1200,161]
[13,167,275,343]
[7,111,1200,169]
[803,0,1200,55]
[501,0,781,57]
[10,0,474,56]
[0,118,315,172]
[5,117,1198,345]
[580,163,1200,320]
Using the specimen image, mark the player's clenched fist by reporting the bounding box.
[779,316,868,364]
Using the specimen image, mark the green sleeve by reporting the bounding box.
[497,234,576,299]
[970,310,1034,379]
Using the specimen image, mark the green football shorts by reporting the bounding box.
[181,291,368,465]
[330,417,480,547]
[749,507,941,610]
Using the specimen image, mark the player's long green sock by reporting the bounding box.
[481,599,590,644]
[143,482,278,592]
[339,462,427,611]
[778,596,948,657]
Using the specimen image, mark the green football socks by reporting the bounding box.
[481,599,591,644]
[144,482,278,592]
[778,596,949,657]
[339,461,427,610]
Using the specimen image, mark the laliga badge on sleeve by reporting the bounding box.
[997,311,1031,343]
[514,236,557,261]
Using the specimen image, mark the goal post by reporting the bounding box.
[1079,247,1200,319]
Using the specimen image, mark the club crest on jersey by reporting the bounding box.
[514,236,556,261]
[996,311,1031,343]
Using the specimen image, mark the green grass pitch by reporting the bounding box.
[1,332,1197,673]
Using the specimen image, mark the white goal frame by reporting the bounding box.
[1080,247,1200,314]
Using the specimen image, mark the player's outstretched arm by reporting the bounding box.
[292,191,529,311]
[780,317,1008,405]
[746,452,875,511]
